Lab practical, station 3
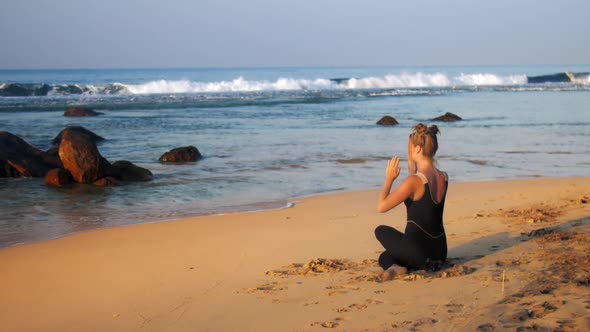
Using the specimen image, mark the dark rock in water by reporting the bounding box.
[159,146,202,163]
[64,107,102,117]
[93,176,118,187]
[46,147,59,158]
[51,126,105,146]
[110,160,153,182]
[432,112,462,122]
[58,130,111,184]
[0,159,21,177]
[376,116,399,126]
[0,83,51,97]
[0,131,62,177]
[44,168,73,187]
[54,85,89,95]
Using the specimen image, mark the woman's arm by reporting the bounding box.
[377,157,416,213]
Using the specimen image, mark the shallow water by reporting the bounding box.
[1,65,589,248]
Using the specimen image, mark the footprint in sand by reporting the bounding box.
[445,303,465,314]
[240,282,286,294]
[335,298,383,313]
[476,323,495,331]
[310,317,346,328]
[391,318,438,330]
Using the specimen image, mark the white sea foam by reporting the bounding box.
[571,75,590,84]
[43,72,534,95]
[123,77,335,94]
[343,73,451,89]
[455,73,527,86]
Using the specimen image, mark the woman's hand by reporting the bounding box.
[385,156,401,182]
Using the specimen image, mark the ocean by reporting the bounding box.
[1,65,589,248]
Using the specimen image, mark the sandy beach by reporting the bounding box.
[0,177,589,331]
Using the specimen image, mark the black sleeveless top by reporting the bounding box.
[403,172,448,265]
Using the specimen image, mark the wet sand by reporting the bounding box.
[0,178,589,331]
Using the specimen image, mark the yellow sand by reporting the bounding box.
[1,178,589,331]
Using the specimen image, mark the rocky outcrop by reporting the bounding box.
[431,112,462,122]
[110,161,153,182]
[159,146,202,163]
[44,168,73,187]
[58,130,111,184]
[0,131,62,177]
[51,126,105,146]
[376,116,399,126]
[63,107,102,117]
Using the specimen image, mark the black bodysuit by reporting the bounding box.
[375,172,448,270]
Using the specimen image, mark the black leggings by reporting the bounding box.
[374,224,446,271]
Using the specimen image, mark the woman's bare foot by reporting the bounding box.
[381,264,407,281]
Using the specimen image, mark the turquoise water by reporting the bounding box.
[1,65,589,248]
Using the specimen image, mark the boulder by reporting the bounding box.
[58,130,111,184]
[0,159,21,177]
[44,168,73,187]
[64,107,102,117]
[376,116,399,126]
[93,176,118,187]
[51,126,105,146]
[110,160,153,182]
[46,147,59,158]
[159,146,202,163]
[0,131,62,177]
[431,112,462,122]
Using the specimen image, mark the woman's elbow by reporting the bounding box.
[376,203,388,213]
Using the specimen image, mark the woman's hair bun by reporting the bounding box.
[427,125,440,135]
[412,123,428,134]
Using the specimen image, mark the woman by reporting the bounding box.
[375,123,448,281]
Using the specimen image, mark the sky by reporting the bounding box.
[1,0,589,69]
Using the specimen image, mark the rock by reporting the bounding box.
[58,130,111,184]
[63,107,102,117]
[0,159,21,177]
[110,160,153,182]
[51,126,105,146]
[46,147,60,158]
[0,83,51,97]
[93,176,118,187]
[431,112,462,122]
[159,146,202,163]
[376,116,399,126]
[44,168,73,187]
[0,131,62,177]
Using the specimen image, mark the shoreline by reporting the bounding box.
[0,175,569,251]
[1,177,589,331]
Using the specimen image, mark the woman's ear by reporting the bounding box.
[413,144,422,156]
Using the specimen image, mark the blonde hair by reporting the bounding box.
[409,123,440,160]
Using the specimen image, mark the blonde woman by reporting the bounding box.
[376,123,448,281]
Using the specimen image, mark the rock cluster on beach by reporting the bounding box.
[0,125,154,187]
[1,106,207,190]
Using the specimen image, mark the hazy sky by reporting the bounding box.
[1,0,588,69]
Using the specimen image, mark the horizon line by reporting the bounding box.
[1,63,589,71]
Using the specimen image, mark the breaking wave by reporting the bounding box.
[1,72,588,97]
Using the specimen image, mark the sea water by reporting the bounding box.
[1,65,589,248]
